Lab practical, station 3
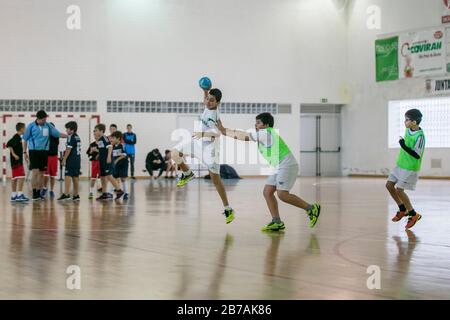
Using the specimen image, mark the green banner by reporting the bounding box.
[375,36,399,82]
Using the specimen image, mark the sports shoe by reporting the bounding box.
[72,195,80,202]
[106,193,114,199]
[96,193,109,201]
[115,190,125,200]
[123,193,129,200]
[392,210,407,222]
[97,188,103,193]
[57,194,71,201]
[307,204,321,228]
[40,188,48,198]
[16,194,30,202]
[261,221,286,232]
[10,195,17,202]
[49,191,55,199]
[405,213,422,230]
[223,208,235,224]
[88,192,94,199]
[176,171,195,187]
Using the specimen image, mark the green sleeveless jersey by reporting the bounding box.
[397,128,425,172]
[257,127,292,167]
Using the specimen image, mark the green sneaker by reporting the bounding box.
[261,221,285,232]
[176,171,195,187]
[307,204,321,228]
[223,208,235,224]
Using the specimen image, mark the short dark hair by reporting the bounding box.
[256,113,274,127]
[95,124,106,133]
[405,109,423,125]
[111,131,123,140]
[110,124,117,129]
[65,121,78,132]
[165,149,170,155]
[36,110,48,119]
[16,122,25,132]
[209,88,222,103]
[127,124,132,128]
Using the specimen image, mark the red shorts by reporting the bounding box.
[91,160,100,179]
[44,155,59,177]
[12,164,25,180]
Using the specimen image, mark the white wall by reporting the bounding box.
[343,0,450,177]
[0,0,348,176]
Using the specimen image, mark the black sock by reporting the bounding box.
[408,209,416,217]
[399,204,407,212]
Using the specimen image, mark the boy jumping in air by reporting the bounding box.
[171,83,235,224]
[386,109,425,229]
[216,113,321,231]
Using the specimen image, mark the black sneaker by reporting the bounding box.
[32,190,40,201]
[96,193,109,201]
[115,189,125,200]
[97,188,103,193]
[72,195,80,202]
[57,194,71,201]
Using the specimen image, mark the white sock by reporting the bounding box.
[89,186,95,193]
[185,169,192,175]
[122,181,128,193]
[11,192,17,198]
[225,206,232,211]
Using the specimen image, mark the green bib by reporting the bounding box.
[257,127,292,167]
[397,128,425,172]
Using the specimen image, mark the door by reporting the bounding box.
[300,109,341,177]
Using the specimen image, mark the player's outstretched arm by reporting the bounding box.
[216,120,251,142]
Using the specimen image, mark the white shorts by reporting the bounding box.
[173,139,220,174]
[266,164,299,191]
[387,166,419,191]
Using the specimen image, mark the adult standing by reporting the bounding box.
[123,124,137,179]
[23,110,67,200]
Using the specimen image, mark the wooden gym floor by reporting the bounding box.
[0,177,449,299]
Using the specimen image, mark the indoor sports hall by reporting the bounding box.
[1,0,450,300]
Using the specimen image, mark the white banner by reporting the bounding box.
[398,28,446,79]
[443,0,450,24]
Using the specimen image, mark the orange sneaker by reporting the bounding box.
[392,211,407,222]
[405,213,422,230]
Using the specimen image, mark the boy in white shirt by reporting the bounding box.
[171,86,235,224]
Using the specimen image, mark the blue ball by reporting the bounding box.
[199,77,212,90]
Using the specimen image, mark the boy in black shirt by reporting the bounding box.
[6,123,29,202]
[111,131,129,200]
[58,121,81,201]
[42,122,59,199]
[94,124,124,200]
